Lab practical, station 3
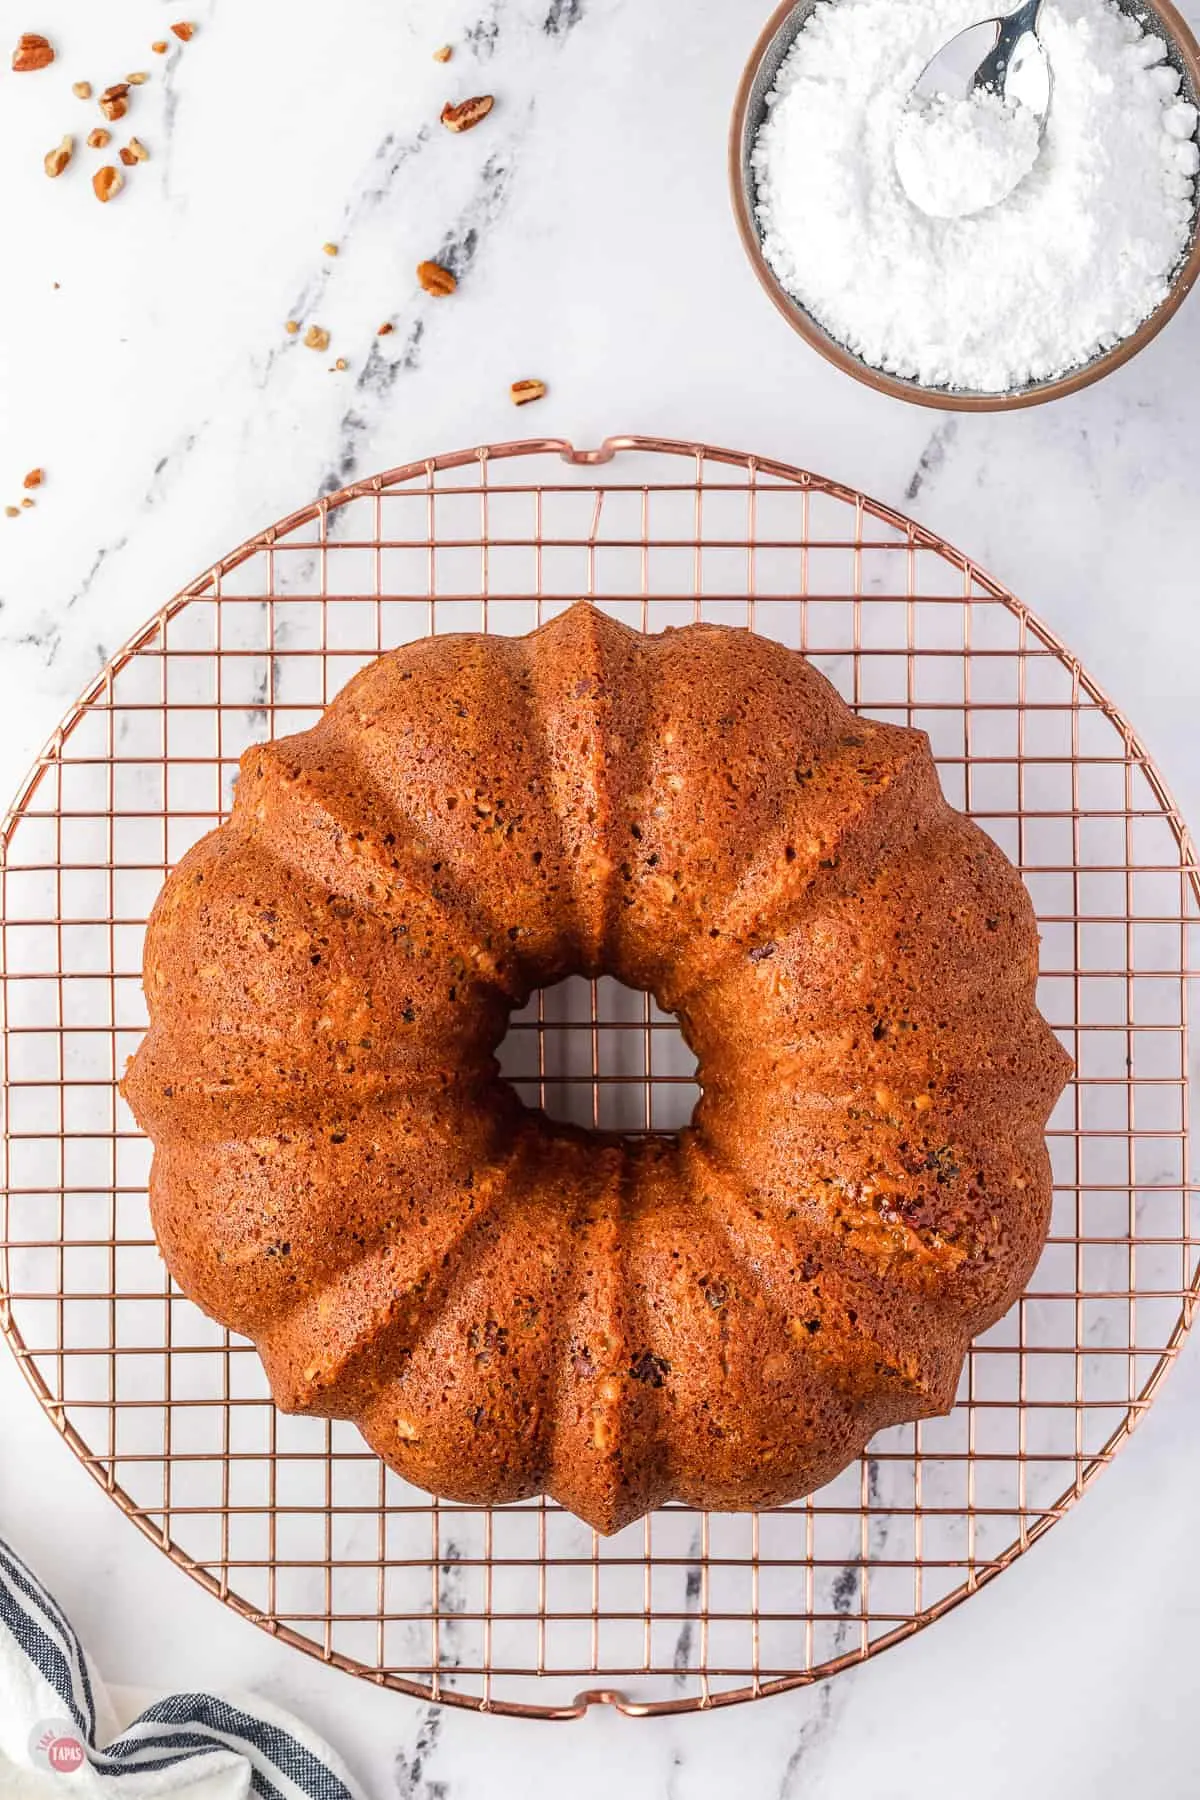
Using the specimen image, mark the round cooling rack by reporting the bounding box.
[1,435,1198,1719]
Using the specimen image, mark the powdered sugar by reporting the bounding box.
[751,0,1199,392]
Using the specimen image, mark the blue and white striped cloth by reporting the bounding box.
[0,1536,365,1800]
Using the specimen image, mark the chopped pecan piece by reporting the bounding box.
[13,33,54,71]
[440,94,494,132]
[92,163,124,202]
[417,259,456,296]
[44,135,73,178]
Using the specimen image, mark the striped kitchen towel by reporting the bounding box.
[0,1535,365,1800]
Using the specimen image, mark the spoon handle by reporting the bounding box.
[973,0,1044,95]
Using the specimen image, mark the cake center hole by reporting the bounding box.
[496,975,700,1136]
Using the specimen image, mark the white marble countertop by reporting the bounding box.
[2,1,1200,1794]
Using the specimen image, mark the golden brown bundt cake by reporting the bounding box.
[123,602,1071,1533]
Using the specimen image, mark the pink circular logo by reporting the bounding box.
[48,1736,85,1772]
[30,1719,87,1775]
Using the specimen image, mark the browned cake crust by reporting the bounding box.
[123,603,1072,1533]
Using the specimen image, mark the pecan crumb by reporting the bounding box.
[23,469,43,489]
[171,20,195,40]
[126,70,148,85]
[151,39,168,53]
[510,377,547,406]
[440,94,494,132]
[13,33,54,72]
[72,80,92,99]
[44,135,73,179]
[377,321,394,335]
[303,324,330,351]
[118,145,136,166]
[322,241,338,256]
[417,259,456,296]
[332,357,347,371]
[127,135,149,161]
[433,44,453,62]
[92,163,123,203]
[20,497,34,509]
[4,506,19,519]
[99,83,130,121]
[284,320,300,336]
[87,127,111,149]
[629,1350,670,1388]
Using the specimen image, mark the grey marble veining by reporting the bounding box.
[2,1,1200,1796]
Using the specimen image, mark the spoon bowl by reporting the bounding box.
[898,0,1052,217]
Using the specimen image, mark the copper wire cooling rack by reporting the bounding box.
[1,435,1198,1719]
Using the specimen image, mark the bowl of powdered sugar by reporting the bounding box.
[731,0,1200,406]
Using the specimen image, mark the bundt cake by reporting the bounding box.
[123,602,1071,1534]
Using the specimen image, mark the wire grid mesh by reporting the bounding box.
[1,435,1197,1719]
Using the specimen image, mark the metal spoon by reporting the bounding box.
[910,0,1051,116]
[895,0,1057,217]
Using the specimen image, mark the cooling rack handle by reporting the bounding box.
[567,1689,648,1717]
[555,438,640,466]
